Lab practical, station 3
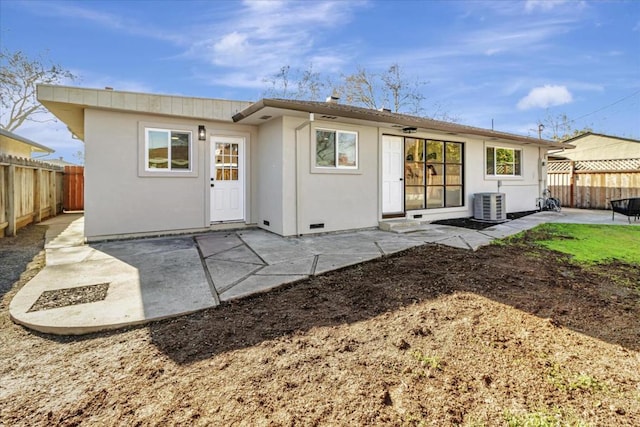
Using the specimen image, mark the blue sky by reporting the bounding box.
[1,0,639,163]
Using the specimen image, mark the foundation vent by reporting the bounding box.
[309,223,325,230]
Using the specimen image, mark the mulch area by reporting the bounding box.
[432,210,539,230]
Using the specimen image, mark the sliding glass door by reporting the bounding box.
[404,138,463,210]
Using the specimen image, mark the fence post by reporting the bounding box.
[34,168,42,223]
[569,160,575,208]
[6,164,16,237]
[49,170,57,219]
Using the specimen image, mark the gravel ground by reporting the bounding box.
[0,224,46,299]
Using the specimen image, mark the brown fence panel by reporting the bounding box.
[548,159,640,209]
[0,155,63,237]
[63,166,84,211]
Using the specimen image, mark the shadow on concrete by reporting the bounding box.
[146,242,639,365]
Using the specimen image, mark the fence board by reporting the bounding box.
[0,154,63,237]
[63,166,84,211]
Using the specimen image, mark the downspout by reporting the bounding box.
[294,113,314,236]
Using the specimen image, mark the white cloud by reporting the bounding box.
[517,85,573,110]
[195,1,364,73]
[524,0,567,13]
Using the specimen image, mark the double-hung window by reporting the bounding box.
[145,128,192,172]
[315,129,358,168]
[486,146,521,176]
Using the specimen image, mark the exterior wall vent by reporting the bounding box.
[263,220,270,226]
[473,193,506,221]
[310,223,325,229]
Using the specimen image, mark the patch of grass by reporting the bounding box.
[411,350,442,370]
[568,374,604,392]
[506,223,640,265]
[547,363,604,393]
[504,408,589,427]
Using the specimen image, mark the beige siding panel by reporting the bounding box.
[136,94,151,112]
[82,90,98,106]
[111,92,125,109]
[97,91,112,107]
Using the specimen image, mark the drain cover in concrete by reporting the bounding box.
[28,283,110,312]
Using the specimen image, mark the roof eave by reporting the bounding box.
[233,99,568,149]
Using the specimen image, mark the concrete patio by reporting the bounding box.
[9,209,637,335]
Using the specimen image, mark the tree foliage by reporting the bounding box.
[0,49,76,131]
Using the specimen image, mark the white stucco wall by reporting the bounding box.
[256,117,285,235]
[383,130,545,221]
[84,109,257,240]
[279,117,379,236]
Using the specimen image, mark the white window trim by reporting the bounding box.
[138,122,198,178]
[314,128,359,171]
[486,145,522,178]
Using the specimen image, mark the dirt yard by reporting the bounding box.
[1,223,639,426]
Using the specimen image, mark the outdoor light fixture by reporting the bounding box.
[402,126,417,134]
[198,125,206,141]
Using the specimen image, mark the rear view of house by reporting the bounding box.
[37,85,566,241]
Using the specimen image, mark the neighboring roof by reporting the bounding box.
[0,128,54,153]
[41,157,80,167]
[233,98,568,148]
[562,132,640,144]
[37,85,253,140]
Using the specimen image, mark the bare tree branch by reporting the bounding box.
[540,110,592,141]
[0,49,76,131]
[262,62,454,121]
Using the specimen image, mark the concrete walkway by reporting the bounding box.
[9,209,637,335]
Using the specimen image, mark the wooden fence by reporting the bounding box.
[63,165,84,211]
[0,154,64,237]
[547,159,640,209]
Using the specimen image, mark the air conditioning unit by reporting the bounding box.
[474,193,506,221]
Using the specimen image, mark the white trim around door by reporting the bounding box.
[382,135,404,215]
[210,135,245,222]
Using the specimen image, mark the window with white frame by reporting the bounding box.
[145,128,192,172]
[486,146,521,176]
[315,129,358,168]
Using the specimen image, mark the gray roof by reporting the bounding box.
[0,128,55,153]
[233,98,567,148]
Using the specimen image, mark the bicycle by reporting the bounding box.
[536,189,562,212]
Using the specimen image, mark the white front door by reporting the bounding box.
[211,136,244,222]
[382,135,404,214]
